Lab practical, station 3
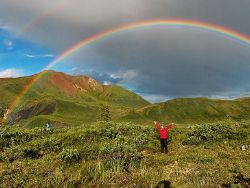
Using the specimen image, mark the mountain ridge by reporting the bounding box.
[0,70,149,124]
[1,70,250,125]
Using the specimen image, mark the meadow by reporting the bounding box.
[0,120,249,187]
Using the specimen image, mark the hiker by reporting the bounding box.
[154,121,173,153]
[45,122,51,130]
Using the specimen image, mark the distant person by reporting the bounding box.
[154,121,173,153]
[45,122,51,130]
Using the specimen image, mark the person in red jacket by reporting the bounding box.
[154,121,173,153]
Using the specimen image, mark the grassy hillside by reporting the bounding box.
[2,71,250,126]
[0,71,150,125]
[0,121,249,187]
[100,85,149,108]
[138,97,250,123]
[0,77,32,108]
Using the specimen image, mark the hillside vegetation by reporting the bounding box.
[2,71,250,126]
[0,120,249,187]
[0,71,250,187]
[139,97,250,123]
[0,70,149,125]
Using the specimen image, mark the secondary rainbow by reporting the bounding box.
[4,19,250,120]
[16,0,67,36]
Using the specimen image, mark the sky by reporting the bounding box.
[0,0,250,102]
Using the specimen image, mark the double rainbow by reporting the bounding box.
[4,19,250,120]
[16,0,68,36]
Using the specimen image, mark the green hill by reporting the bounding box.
[0,70,150,126]
[100,85,148,108]
[138,97,250,123]
[2,71,250,126]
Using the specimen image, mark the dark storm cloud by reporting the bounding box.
[1,0,250,51]
[0,0,250,101]
[62,29,250,101]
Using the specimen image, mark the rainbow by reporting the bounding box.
[4,19,250,121]
[15,1,67,36]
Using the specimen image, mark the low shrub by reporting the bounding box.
[0,127,34,148]
[59,148,80,164]
[22,148,41,159]
[100,135,142,172]
[42,137,63,152]
[182,123,247,145]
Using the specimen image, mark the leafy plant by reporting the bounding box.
[59,148,80,163]
[182,123,247,145]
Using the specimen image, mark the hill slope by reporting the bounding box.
[138,97,250,123]
[2,71,250,125]
[0,70,149,125]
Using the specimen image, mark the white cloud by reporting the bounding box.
[111,69,138,82]
[103,81,112,85]
[139,93,170,103]
[24,53,55,58]
[24,53,36,58]
[0,69,23,78]
[4,40,13,50]
[43,54,55,58]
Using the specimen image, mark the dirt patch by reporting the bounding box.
[10,100,56,122]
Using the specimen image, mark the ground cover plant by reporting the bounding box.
[0,120,249,187]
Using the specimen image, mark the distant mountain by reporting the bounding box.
[138,97,250,123]
[0,70,149,125]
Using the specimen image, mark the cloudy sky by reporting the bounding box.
[0,0,250,102]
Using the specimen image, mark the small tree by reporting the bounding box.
[98,105,111,122]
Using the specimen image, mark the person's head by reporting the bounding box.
[161,124,164,129]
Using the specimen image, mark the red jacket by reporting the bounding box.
[155,123,172,139]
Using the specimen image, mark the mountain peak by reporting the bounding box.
[40,70,103,95]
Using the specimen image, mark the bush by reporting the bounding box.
[182,136,202,145]
[0,147,22,163]
[182,123,246,145]
[22,148,41,159]
[97,105,111,122]
[100,135,142,172]
[42,137,63,152]
[0,127,35,149]
[199,156,213,163]
[59,148,80,164]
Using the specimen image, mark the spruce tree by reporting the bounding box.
[98,105,111,122]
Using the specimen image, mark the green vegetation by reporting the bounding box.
[0,71,250,187]
[0,121,249,187]
[3,71,250,126]
[140,97,250,123]
[0,71,150,124]
[98,105,111,122]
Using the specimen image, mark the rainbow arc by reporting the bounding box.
[4,19,250,120]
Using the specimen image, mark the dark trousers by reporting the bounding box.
[160,139,168,153]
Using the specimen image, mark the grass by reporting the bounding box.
[0,120,249,187]
[139,97,250,123]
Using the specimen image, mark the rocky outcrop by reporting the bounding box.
[9,100,56,122]
[46,70,103,95]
